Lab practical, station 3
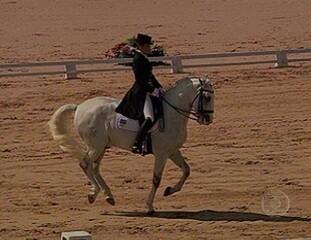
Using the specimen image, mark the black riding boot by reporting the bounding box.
[132,118,153,154]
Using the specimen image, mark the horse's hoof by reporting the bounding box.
[147,210,155,216]
[88,194,96,204]
[164,186,172,197]
[105,196,115,206]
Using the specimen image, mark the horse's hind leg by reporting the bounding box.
[80,148,114,205]
[79,156,101,204]
[164,149,190,197]
[92,152,115,206]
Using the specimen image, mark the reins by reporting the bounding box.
[160,84,214,121]
[160,94,199,121]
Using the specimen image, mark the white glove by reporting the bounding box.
[151,88,160,97]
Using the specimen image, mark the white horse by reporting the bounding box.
[48,76,215,214]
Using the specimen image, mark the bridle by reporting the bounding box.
[161,79,214,122]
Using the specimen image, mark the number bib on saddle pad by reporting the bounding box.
[113,97,164,155]
[113,113,162,155]
[114,94,164,133]
[114,113,159,132]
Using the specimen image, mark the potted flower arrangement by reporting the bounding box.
[104,36,168,66]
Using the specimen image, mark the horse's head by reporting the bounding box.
[163,76,214,125]
[190,76,215,125]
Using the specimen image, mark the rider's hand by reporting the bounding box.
[151,88,160,97]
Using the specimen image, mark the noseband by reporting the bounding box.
[161,79,214,121]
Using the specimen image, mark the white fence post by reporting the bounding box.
[171,56,183,73]
[275,51,288,68]
[61,231,92,240]
[65,63,78,79]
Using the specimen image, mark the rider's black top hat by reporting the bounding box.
[136,33,153,45]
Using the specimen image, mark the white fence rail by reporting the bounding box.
[0,48,311,79]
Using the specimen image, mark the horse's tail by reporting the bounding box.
[48,104,86,161]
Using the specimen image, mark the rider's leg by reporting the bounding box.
[132,94,154,153]
[143,93,154,122]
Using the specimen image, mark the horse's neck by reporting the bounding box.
[164,80,195,126]
[166,80,195,111]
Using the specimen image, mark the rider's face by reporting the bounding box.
[139,44,152,55]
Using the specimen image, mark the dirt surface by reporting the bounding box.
[1,1,311,240]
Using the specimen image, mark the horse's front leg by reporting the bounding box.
[164,149,190,197]
[146,155,168,214]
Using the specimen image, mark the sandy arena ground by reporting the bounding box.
[1,1,311,239]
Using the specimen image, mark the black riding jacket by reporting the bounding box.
[115,50,162,120]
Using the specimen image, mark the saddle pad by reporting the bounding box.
[114,113,158,132]
[115,113,140,132]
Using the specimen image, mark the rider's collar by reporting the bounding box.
[133,48,149,58]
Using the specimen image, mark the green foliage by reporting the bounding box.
[125,36,137,47]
